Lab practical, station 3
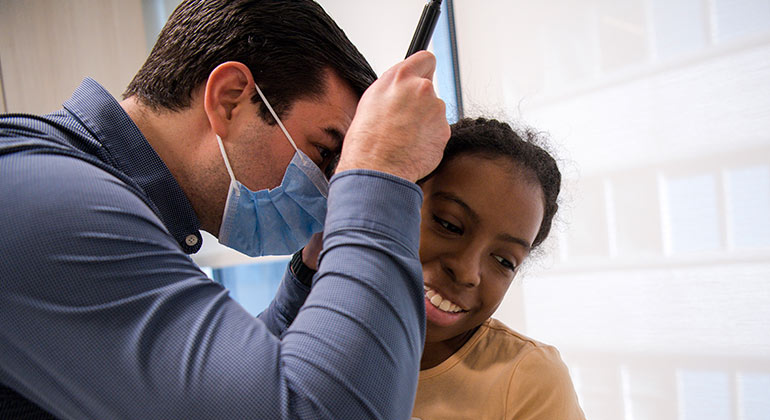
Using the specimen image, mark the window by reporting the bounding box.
[663,173,721,254]
[456,1,770,419]
[739,372,770,420]
[713,0,770,43]
[678,370,731,420]
[650,0,708,59]
[726,165,770,249]
[213,258,290,316]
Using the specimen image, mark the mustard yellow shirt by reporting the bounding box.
[411,318,585,420]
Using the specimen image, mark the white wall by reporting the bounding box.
[317,0,426,76]
[0,0,147,114]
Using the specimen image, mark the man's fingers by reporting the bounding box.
[337,50,448,181]
[375,51,436,86]
[401,50,437,81]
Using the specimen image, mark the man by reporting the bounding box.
[0,1,450,419]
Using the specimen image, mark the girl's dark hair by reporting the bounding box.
[423,117,561,249]
[124,0,376,123]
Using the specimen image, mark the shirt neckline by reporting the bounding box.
[418,318,493,380]
[62,78,202,253]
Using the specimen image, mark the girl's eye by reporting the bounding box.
[494,255,516,271]
[434,216,462,234]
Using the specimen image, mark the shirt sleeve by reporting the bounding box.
[506,346,587,420]
[256,263,310,337]
[0,151,426,420]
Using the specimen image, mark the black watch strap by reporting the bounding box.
[290,248,317,287]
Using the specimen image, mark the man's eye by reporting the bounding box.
[493,255,516,271]
[434,216,462,234]
[316,145,331,160]
[324,154,340,179]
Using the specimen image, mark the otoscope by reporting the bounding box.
[405,0,443,58]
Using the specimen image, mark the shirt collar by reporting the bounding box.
[63,78,202,254]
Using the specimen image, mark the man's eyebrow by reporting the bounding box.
[324,127,344,150]
[433,191,532,250]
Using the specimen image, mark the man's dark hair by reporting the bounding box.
[124,0,376,123]
[421,117,562,250]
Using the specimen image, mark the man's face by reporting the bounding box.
[227,70,359,192]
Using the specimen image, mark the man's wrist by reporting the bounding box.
[290,248,316,287]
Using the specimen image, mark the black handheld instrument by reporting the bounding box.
[405,0,443,58]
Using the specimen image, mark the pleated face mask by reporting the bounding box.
[217,83,328,256]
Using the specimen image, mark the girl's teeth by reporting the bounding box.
[439,300,451,311]
[424,286,464,313]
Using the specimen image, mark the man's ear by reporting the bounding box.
[203,61,255,139]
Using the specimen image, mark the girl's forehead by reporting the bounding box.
[431,154,531,190]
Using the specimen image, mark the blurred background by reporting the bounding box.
[1,1,768,419]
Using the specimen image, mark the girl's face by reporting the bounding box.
[419,154,544,345]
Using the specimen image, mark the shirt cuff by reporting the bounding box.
[256,263,311,337]
[325,169,423,254]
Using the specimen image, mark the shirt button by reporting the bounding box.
[185,234,199,247]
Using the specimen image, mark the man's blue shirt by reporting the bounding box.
[0,79,426,419]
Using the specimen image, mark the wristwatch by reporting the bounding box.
[290,248,317,287]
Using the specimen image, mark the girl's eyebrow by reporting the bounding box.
[496,233,532,250]
[431,191,478,223]
[432,191,532,250]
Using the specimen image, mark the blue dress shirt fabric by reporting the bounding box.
[0,79,426,420]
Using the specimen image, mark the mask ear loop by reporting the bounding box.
[254,83,312,165]
[216,134,237,183]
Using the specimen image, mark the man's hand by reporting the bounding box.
[301,232,323,271]
[336,51,451,183]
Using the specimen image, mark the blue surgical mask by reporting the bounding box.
[216,83,329,256]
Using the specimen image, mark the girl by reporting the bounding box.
[279,117,584,418]
[411,117,584,419]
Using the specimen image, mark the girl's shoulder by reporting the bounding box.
[475,318,562,361]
